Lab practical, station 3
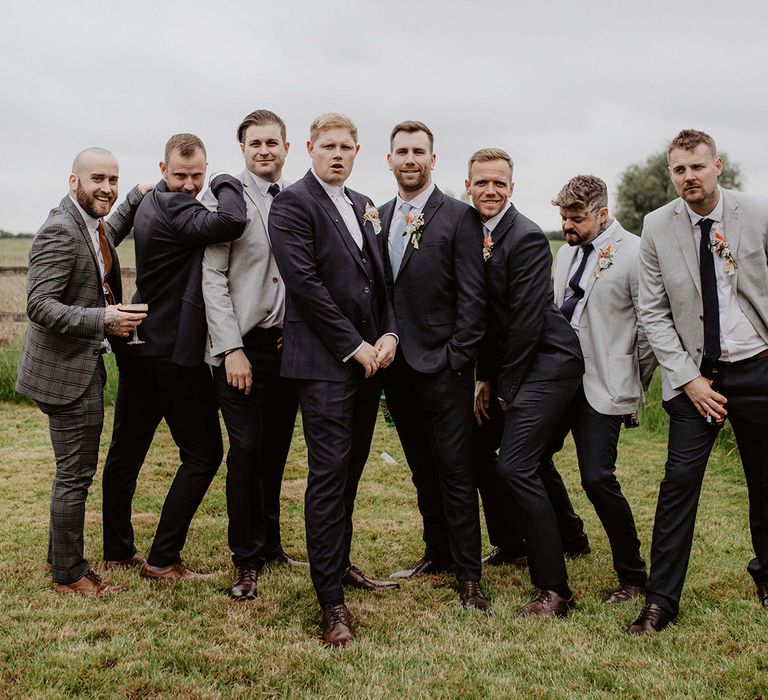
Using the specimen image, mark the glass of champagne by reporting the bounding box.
[120,303,148,345]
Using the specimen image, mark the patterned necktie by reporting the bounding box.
[389,202,413,279]
[698,218,721,361]
[96,220,115,305]
[267,182,280,198]
[560,243,594,322]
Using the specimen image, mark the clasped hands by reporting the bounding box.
[353,335,397,378]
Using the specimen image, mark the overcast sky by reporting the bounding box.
[2,0,767,233]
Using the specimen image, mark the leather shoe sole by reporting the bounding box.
[390,557,453,579]
[104,553,146,570]
[140,562,214,582]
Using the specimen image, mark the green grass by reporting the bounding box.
[1,396,767,698]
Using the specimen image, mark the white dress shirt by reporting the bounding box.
[311,169,363,249]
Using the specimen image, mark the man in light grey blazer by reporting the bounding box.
[549,175,656,604]
[202,109,303,600]
[16,148,149,595]
[629,129,768,635]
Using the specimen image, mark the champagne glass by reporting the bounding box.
[120,303,148,345]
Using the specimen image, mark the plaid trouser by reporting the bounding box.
[38,359,106,584]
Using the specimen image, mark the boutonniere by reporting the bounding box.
[403,210,425,249]
[594,243,615,277]
[482,231,494,262]
[710,230,738,276]
[363,203,381,234]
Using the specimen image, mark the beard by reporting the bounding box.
[75,182,115,218]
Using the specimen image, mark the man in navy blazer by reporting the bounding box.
[269,113,399,647]
[379,121,488,611]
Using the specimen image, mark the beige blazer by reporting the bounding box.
[638,188,768,400]
[554,224,656,414]
[202,170,286,365]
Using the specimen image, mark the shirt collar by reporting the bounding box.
[396,182,435,212]
[248,170,283,198]
[685,185,724,228]
[311,168,350,203]
[482,201,512,233]
[68,194,100,234]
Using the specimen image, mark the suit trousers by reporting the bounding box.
[297,375,381,606]
[496,375,582,593]
[540,384,646,586]
[102,356,223,567]
[213,326,298,569]
[472,381,588,556]
[647,354,768,616]
[38,358,106,584]
[385,358,482,582]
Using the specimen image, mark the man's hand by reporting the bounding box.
[374,334,397,369]
[225,348,252,395]
[474,380,491,425]
[683,375,727,422]
[353,342,380,378]
[138,183,155,196]
[104,305,146,337]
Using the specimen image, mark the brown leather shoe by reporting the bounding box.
[390,556,454,579]
[517,589,575,618]
[605,582,645,604]
[459,580,490,612]
[342,565,400,591]
[230,567,258,600]
[55,570,125,597]
[104,552,147,570]
[626,603,676,635]
[266,552,309,568]
[482,546,528,568]
[321,603,354,647]
[139,562,213,582]
[757,585,768,609]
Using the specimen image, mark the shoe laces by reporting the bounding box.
[463,581,482,598]
[636,604,661,624]
[235,567,258,584]
[531,589,553,605]
[85,570,103,584]
[324,604,349,627]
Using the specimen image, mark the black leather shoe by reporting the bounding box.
[458,580,490,612]
[756,585,768,609]
[390,556,453,579]
[266,552,309,568]
[517,588,575,618]
[342,565,399,591]
[605,582,645,604]
[564,540,591,559]
[626,603,676,636]
[482,546,528,567]
[231,567,259,600]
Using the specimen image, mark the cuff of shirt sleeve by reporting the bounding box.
[342,341,365,363]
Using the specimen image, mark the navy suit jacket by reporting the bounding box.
[270,170,396,382]
[379,187,485,374]
[127,175,246,367]
[476,204,583,400]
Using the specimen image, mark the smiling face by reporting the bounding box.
[466,159,514,221]
[307,127,359,186]
[241,122,289,183]
[160,147,207,198]
[69,152,119,218]
[388,129,435,196]
[668,142,723,216]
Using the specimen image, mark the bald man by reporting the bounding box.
[16,148,152,596]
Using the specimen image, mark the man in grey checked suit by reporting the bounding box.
[16,148,150,596]
[202,109,303,601]
[629,129,768,635]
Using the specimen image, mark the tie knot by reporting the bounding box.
[482,225,491,238]
[581,242,594,255]
[401,202,413,214]
[268,182,280,198]
[699,218,713,235]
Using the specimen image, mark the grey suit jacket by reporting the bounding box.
[638,188,768,400]
[553,224,656,414]
[16,187,144,405]
[201,170,286,365]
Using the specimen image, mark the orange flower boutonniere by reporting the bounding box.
[595,243,615,278]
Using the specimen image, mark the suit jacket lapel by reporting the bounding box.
[582,226,627,307]
[62,196,102,281]
[721,189,743,258]
[399,187,444,275]
[671,199,701,295]
[489,205,519,249]
[240,169,268,228]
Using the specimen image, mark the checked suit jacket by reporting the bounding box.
[16,187,143,405]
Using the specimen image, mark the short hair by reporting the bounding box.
[71,147,116,176]
[551,175,608,211]
[667,129,718,160]
[309,112,357,143]
[236,109,287,143]
[164,133,206,163]
[390,120,434,151]
[466,148,514,181]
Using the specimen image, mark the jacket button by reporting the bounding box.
[272,277,279,283]
[696,347,702,353]
[363,287,370,293]
[93,349,100,355]
[699,314,704,320]
[361,258,367,263]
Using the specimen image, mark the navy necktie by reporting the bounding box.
[560,243,594,322]
[268,182,280,198]
[699,218,721,361]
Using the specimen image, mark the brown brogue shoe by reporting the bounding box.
[231,567,259,600]
[140,562,213,582]
[482,546,528,568]
[321,603,354,647]
[605,582,645,604]
[104,552,147,570]
[517,589,575,618]
[342,565,399,591]
[55,570,125,597]
[390,556,454,579]
[459,580,490,612]
[757,585,768,610]
[626,603,676,636]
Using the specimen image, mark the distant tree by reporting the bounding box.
[615,150,743,235]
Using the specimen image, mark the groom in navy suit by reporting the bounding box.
[269,113,399,647]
